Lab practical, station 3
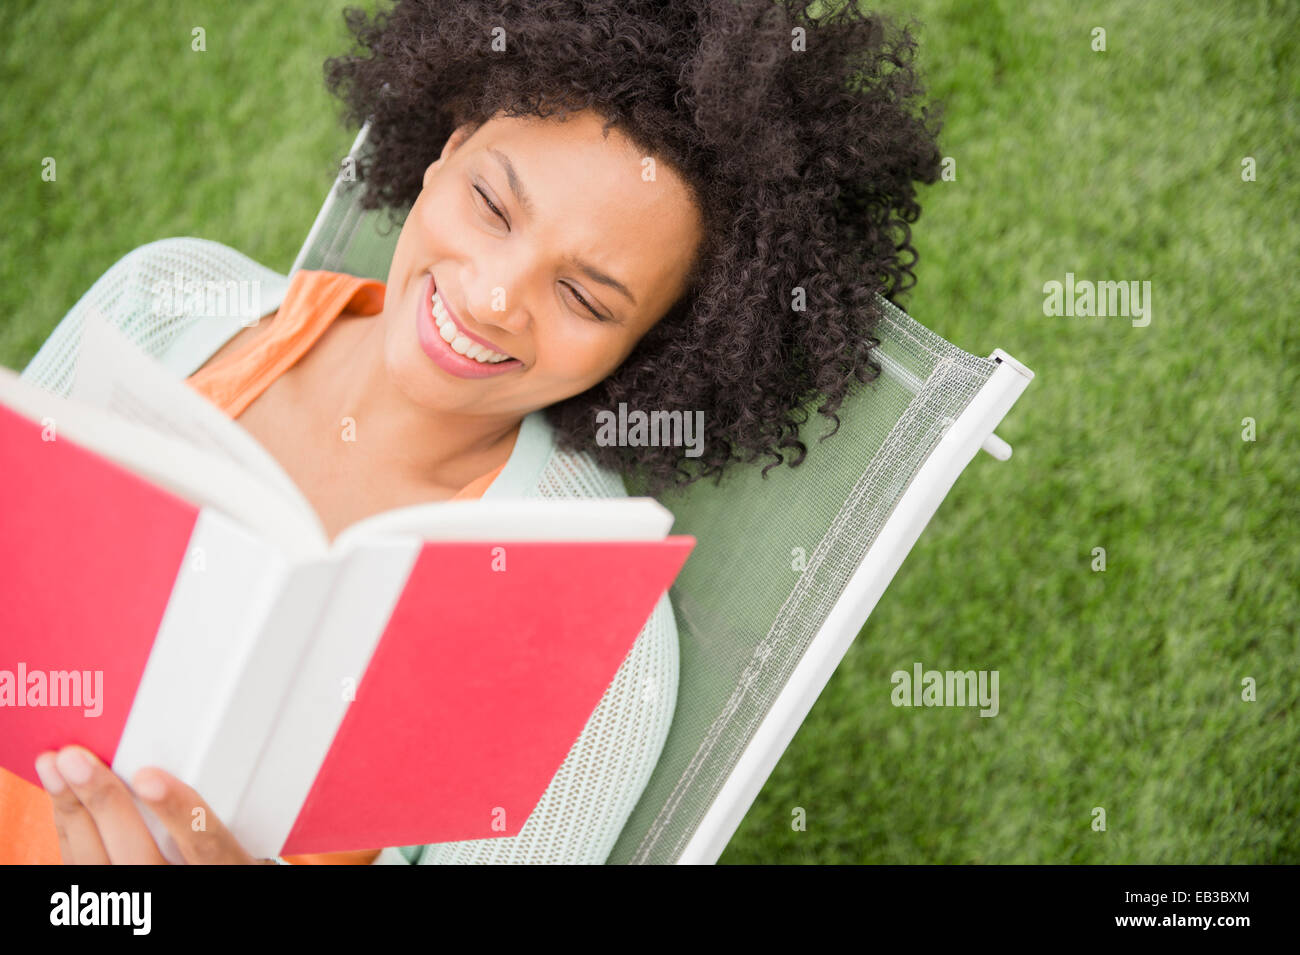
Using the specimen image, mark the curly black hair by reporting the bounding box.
[323,0,944,496]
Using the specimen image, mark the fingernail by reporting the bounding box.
[56,747,93,785]
[34,754,66,794]
[134,773,166,801]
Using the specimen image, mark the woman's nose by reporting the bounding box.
[464,275,536,336]
[463,294,531,339]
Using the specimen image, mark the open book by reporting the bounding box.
[0,313,694,861]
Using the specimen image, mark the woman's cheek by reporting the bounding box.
[547,329,620,384]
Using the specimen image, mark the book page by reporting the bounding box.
[332,497,677,553]
[0,367,328,558]
[71,310,308,510]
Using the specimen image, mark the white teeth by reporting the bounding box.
[431,291,514,363]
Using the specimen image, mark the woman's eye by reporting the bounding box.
[563,283,607,321]
[472,183,606,322]
[474,185,506,225]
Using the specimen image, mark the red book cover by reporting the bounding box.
[282,537,693,853]
[0,403,199,787]
[0,400,694,854]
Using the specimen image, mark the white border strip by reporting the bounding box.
[674,351,1034,864]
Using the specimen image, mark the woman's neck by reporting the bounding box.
[287,310,523,493]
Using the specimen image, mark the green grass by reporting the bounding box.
[2,0,1296,863]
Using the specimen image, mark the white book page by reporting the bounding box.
[233,538,421,856]
[332,497,676,552]
[72,309,309,512]
[0,367,328,558]
[110,509,289,863]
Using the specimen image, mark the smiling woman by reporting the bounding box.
[8,0,943,865]
[327,0,944,496]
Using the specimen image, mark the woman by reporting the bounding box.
[15,0,942,864]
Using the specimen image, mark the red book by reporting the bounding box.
[0,338,693,859]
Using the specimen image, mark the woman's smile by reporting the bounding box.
[415,272,524,379]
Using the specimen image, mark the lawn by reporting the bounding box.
[2,0,1295,863]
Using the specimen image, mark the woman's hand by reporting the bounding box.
[34,745,275,865]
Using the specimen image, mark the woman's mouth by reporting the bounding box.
[416,273,524,379]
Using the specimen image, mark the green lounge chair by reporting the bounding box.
[291,125,1036,863]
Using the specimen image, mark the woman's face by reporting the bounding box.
[380,110,704,422]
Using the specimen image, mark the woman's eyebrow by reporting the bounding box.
[488,147,638,307]
[488,148,536,218]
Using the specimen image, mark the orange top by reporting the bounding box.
[0,269,512,865]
